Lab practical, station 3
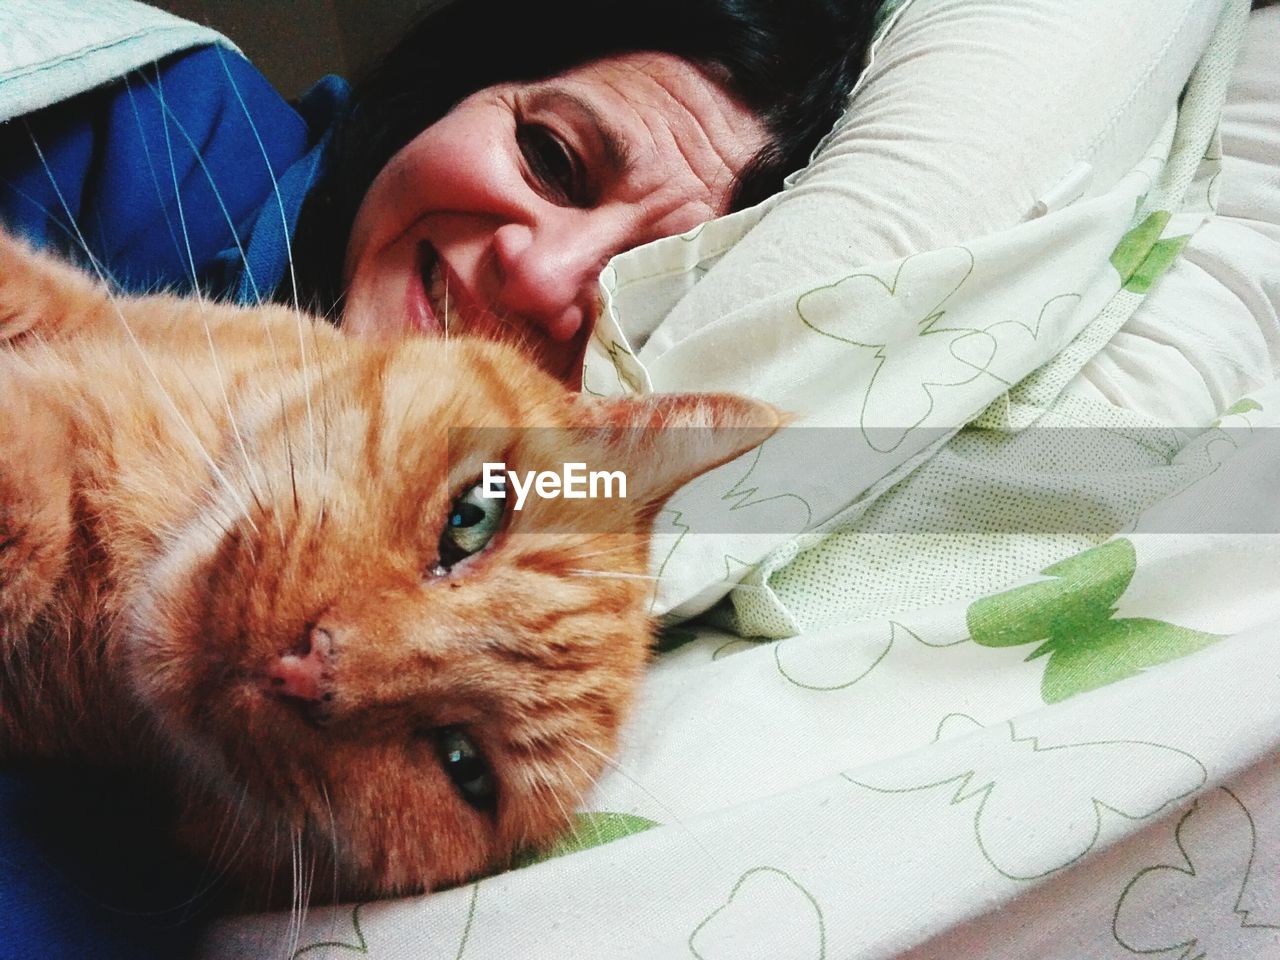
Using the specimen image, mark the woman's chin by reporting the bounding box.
[341,262,435,341]
[342,301,419,341]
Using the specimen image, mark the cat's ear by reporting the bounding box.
[573,392,786,507]
[0,229,110,342]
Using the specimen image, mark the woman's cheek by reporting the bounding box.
[417,103,533,219]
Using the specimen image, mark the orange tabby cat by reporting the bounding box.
[0,231,776,901]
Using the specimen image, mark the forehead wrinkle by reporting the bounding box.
[608,59,754,216]
[645,59,754,163]
[654,79,756,210]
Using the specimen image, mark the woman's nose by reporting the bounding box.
[490,215,617,343]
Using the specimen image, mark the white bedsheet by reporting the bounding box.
[204,482,1280,957]
[201,6,1280,959]
[1067,5,1280,426]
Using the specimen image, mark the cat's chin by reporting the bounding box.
[118,522,297,824]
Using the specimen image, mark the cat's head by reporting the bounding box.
[124,334,777,899]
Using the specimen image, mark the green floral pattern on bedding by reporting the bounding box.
[203,4,1278,960]
[513,812,658,868]
[1110,210,1193,293]
[967,538,1222,703]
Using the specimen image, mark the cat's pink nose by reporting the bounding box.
[261,626,334,703]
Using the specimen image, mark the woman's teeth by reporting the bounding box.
[425,255,463,332]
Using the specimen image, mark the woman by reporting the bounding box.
[1,0,877,383]
[0,2,876,958]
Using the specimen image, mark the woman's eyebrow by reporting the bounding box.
[527,87,635,177]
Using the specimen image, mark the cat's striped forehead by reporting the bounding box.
[320,338,567,473]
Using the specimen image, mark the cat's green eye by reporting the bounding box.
[433,726,497,813]
[436,481,504,570]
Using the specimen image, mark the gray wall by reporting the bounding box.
[151,0,451,97]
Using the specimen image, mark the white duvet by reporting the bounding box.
[205,4,1280,958]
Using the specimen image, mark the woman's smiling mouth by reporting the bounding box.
[415,241,491,340]
[413,240,508,342]
[406,241,443,336]
[402,238,584,386]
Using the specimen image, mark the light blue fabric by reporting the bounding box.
[0,0,234,124]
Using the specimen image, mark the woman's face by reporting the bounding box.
[341,52,768,382]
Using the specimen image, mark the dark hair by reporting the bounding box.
[290,0,878,314]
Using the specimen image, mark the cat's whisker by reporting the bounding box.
[561,744,675,846]
[299,836,318,956]
[142,69,287,537]
[282,830,296,958]
[148,481,241,547]
[137,60,307,545]
[286,827,304,960]
[205,778,253,878]
[555,747,713,895]
[530,774,579,856]
[565,569,661,581]
[484,536,649,586]
[163,348,273,528]
[531,538,638,566]
[171,781,257,914]
[557,751,614,853]
[212,48,320,476]
[264,822,282,922]
[119,73,201,295]
[568,548,775,593]
[210,48,298,313]
[148,68,207,306]
[567,735,725,872]
[319,780,341,910]
[0,176,100,286]
[22,122,262,536]
[305,312,336,516]
[131,64,262,304]
[194,311,273,524]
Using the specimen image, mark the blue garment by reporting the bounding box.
[0,767,212,960]
[0,43,348,304]
[0,45,349,960]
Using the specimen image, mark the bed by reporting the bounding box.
[202,2,1280,957]
[2,0,1277,957]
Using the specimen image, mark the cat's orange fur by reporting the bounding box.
[0,232,777,900]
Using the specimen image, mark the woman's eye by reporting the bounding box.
[436,480,504,570]
[432,726,497,813]
[516,123,588,206]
